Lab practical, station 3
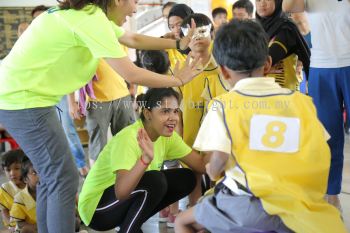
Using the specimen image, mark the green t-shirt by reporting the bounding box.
[0,5,126,110]
[78,120,192,225]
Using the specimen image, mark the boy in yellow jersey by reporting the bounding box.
[10,158,38,233]
[165,4,194,70]
[175,20,346,233]
[0,150,26,231]
[179,13,229,148]
[177,14,230,206]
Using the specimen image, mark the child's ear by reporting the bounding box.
[263,56,273,75]
[220,65,231,80]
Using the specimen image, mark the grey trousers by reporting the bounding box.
[194,185,293,233]
[0,107,79,233]
[86,95,135,160]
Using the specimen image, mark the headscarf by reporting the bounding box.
[256,0,310,78]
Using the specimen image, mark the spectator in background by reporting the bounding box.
[162,1,176,19]
[232,0,254,20]
[211,7,228,30]
[31,5,49,19]
[283,0,350,211]
[17,22,29,37]
[256,0,310,91]
[290,12,311,94]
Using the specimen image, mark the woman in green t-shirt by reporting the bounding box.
[78,88,208,232]
[0,1,201,233]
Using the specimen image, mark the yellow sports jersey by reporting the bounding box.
[0,181,22,227]
[267,54,300,90]
[0,181,22,211]
[213,91,346,233]
[179,57,223,146]
[88,59,130,102]
[267,37,300,91]
[166,49,187,71]
[10,186,36,225]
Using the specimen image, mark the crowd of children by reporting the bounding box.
[0,0,349,232]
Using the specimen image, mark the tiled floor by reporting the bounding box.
[1,139,350,233]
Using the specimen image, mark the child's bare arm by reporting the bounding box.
[175,207,205,233]
[206,151,229,181]
[18,222,37,233]
[1,209,11,226]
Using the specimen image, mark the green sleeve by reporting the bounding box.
[165,132,192,160]
[74,11,126,59]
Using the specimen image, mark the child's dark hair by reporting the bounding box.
[31,5,49,17]
[140,50,170,75]
[1,149,26,169]
[232,0,254,16]
[181,13,215,36]
[168,4,194,21]
[213,20,269,73]
[212,7,227,19]
[139,88,179,121]
[21,157,33,180]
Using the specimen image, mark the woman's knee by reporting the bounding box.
[138,170,168,196]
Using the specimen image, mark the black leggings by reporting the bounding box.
[89,168,196,233]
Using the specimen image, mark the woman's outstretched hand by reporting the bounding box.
[173,52,203,86]
[137,128,154,164]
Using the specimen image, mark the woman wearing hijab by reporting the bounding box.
[256,0,310,91]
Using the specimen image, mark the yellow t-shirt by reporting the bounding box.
[88,59,130,102]
[10,186,36,225]
[166,49,187,71]
[0,5,126,110]
[179,57,223,147]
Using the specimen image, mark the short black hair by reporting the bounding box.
[212,7,228,19]
[139,88,179,121]
[21,157,33,180]
[1,149,26,170]
[31,5,49,17]
[168,4,194,20]
[232,0,254,16]
[181,13,215,35]
[140,50,170,75]
[213,20,269,73]
[162,1,176,12]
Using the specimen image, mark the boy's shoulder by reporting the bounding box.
[14,187,35,208]
[1,181,21,197]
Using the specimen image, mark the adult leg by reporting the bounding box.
[145,168,196,219]
[110,95,135,136]
[57,96,87,170]
[309,67,344,196]
[89,171,168,233]
[0,107,79,233]
[86,101,112,163]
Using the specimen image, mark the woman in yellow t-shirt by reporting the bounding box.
[256,0,310,90]
[78,88,208,232]
[0,1,202,232]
